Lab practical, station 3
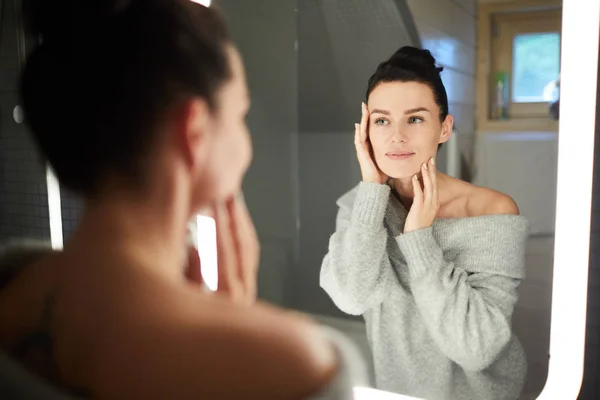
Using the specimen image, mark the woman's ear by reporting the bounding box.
[438,114,454,145]
[178,98,212,169]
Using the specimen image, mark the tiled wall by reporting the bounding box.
[0,0,50,242]
[406,0,477,175]
[0,0,83,245]
[0,118,50,242]
[59,189,84,241]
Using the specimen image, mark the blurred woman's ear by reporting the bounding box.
[177,98,212,169]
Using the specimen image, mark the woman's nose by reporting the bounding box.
[391,127,408,143]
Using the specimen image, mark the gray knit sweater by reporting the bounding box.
[320,182,529,400]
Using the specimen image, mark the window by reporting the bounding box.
[512,32,561,103]
[492,9,562,118]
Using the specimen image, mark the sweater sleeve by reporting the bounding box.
[319,182,395,315]
[395,227,524,372]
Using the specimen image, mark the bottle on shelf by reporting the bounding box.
[493,71,509,120]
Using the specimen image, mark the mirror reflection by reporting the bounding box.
[0,0,565,399]
[218,0,560,399]
[321,45,528,399]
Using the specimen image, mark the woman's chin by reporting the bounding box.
[378,160,420,181]
[383,170,419,180]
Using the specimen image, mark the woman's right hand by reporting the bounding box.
[213,194,260,306]
[354,102,387,184]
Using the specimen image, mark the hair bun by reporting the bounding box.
[22,0,134,41]
[389,46,444,74]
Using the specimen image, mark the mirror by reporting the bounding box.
[208,0,596,399]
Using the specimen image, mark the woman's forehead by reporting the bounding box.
[369,82,438,113]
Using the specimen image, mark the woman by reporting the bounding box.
[0,0,367,399]
[320,46,528,400]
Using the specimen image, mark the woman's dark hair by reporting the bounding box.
[20,0,232,196]
[366,46,449,122]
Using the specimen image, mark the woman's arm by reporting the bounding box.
[320,182,396,315]
[396,227,523,372]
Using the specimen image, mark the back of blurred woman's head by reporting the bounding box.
[21,0,252,207]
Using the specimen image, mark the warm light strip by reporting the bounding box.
[190,0,211,6]
[196,215,218,291]
[46,166,63,250]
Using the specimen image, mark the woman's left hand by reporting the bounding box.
[404,157,439,233]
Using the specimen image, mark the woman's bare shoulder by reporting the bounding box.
[445,177,519,217]
[90,276,337,399]
[463,183,520,217]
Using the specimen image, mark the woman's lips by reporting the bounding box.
[385,152,414,160]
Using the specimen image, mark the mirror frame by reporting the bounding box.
[537,0,599,398]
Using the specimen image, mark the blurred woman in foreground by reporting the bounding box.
[0,1,367,398]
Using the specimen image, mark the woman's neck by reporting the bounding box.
[66,177,193,280]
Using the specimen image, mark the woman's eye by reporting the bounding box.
[408,116,424,124]
[374,118,388,126]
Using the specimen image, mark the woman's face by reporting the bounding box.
[367,81,452,180]
[191,46,253,207]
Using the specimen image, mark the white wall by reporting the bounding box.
[294,131,362,316]
[406,0,478,177]
[216,0,300,307]
[473,132,558,235]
